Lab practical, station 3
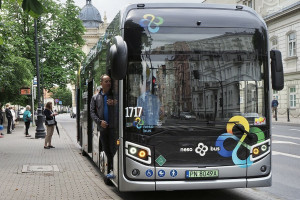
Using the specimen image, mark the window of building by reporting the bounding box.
[242,0,253,8]
[270,37,278,50]
[288,32,296,57]
[289,87,296,108]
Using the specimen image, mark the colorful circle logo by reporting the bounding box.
[139,14,164,33]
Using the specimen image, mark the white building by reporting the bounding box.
[204,0,300,117]
[69,0,108,108]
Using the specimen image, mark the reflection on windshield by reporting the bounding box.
[124,27,267,129]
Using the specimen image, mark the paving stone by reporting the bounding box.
[0,122,118,200]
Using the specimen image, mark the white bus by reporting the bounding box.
[77,3,284,191]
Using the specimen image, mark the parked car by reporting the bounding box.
[70,107,76,118]
[18,107,26,120]
[180,112,196,120]
[243,113,260,124]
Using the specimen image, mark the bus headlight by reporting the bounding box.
[250,139,270,161]
[125,141,151,164]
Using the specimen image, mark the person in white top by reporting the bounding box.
[10,107,16,131]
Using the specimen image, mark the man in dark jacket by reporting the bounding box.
[5,103,13,134]
[90,74,116,179]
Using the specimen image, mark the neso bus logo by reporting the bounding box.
[195,143,208,156]
[139,14,164,33]
[180,143,220,156]
[133,117,144,129]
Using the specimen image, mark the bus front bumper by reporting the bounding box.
[119,173,271,191]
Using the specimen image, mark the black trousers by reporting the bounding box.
[100,128,115,173]
[25,121,30,135]
[7,118,12,133]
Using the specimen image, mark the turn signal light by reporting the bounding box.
[253,148,260,155]
[138,150,147,159]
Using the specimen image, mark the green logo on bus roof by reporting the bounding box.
[155,155,166,166]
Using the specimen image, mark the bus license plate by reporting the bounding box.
[186,170,219,179]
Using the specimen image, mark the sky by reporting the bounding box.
[59,0,204,22]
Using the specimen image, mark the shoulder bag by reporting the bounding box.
[46,119,56,126]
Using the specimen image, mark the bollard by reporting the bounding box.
[275,108,277,121]
[287,108,290,122]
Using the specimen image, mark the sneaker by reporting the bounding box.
[25,135,31,137]
[0,133,3,135]
[106,171,115,179]
[44,146,50,149]
[48,145,55,148]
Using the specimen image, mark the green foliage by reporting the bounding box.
[51,87,72,107]
[0,0,45,43]
[39,0,85,89]
[0,2,33,105]
[21,0,44,18]
[0,0,85,105]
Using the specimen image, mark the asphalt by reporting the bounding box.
[0,121,120,200]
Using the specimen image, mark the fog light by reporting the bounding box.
[253,147,260,155]
[132,169,140,176]
[260,165,267,172]
[129,147,137,155]
[138,150,147,158]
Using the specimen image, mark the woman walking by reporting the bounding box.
[44,102,58,149]
[23,105,32,137]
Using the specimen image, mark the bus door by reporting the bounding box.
[87,80,94,154]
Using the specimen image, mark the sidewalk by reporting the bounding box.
[0,122,120,200]
[272,115,300,126]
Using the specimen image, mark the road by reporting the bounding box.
[56,114,300,200]
[257,124,300,200]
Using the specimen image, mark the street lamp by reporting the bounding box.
[34,18,46,138]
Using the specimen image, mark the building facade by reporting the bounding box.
[70,0,109,108]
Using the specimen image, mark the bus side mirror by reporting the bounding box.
[110,36,128,80]
[270,50,284,91]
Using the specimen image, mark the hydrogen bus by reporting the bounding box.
[77,3,284,191]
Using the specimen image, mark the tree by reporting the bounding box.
[0,3,33,106]
[0,0,45,44]
[40,0,85,90]
[0,0,85,105]
[51,87,72,107]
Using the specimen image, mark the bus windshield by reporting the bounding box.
[124,26,268,135]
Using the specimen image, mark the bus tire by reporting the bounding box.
[81,148,88,157]
[104,176,113,186]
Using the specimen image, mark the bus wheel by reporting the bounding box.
[81,148,88,157]
[99,151,105,173]
[104,176,113,185]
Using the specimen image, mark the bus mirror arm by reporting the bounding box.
[270,50,284,91]
[110,36,128,80]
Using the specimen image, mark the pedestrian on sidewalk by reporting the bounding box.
[10,106,16,131]
[271,97,279,118]
[5,103,13,134]
[44,102,58,149]
[23,105,32,137]
[0,103,3,137]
